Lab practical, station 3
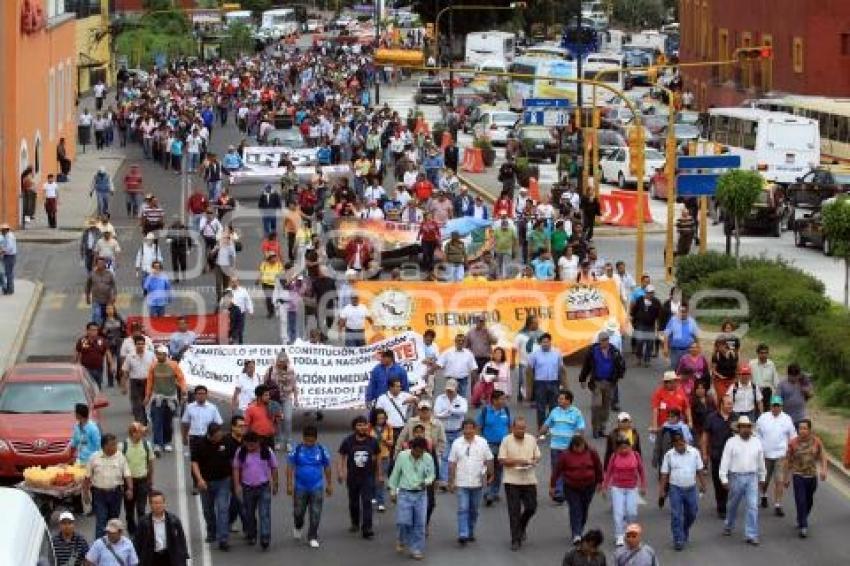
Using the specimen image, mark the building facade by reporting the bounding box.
[679,0,850,109]
[71,0,113,94]
[1,0,78,228]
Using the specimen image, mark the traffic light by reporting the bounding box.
[627,126,644,177]
[736,45,773,61]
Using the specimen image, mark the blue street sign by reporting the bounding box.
[677,174,721,197]
[524,111,544,125]
[523,98,570,108]
[677,155,741,170]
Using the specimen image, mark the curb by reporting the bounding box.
[4,281,44,370]
[826,453,850,495]
[458,173,668,237]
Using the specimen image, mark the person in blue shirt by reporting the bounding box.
[317,141,332,165]
[528,333,565,433]
[170,137,183,173]
[663,303,700,371]
[222,146,243,173]
[629,274,651,305]
[531,250,556,280]
[539,390,586,501]
[475,391,512,505]
[286,425,333,548]
[142,261,172,318]
[71,403,101,465]
[365,350,410,407]
[168,316,197,361]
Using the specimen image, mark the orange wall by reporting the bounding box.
[1,0,77,227]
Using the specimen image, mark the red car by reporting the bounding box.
[0,363,108,478]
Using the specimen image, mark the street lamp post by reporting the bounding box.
[374,0,380,105]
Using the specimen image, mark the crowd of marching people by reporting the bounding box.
[54,32,834,566]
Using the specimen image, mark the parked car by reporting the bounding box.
[742,184,787,237]
[787,165,850,229]
[415,79,447,105]
[471,106,519,146]
[0,363,108,478]
[508,125,559,163]
[600,146,666,188]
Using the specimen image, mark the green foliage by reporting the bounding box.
[115,10,194,68]
[612,0,665,29]
[675,252,737,286]
[798,310,850,387]
[822,195,850,258]
[240,0,273,13]
[473,136,493,150]
[715,170,764,220]
[143,0,173,10]
[817,381,850,407]
[222,22,254,59]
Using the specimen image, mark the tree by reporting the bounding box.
[143,0,174,11]
[822,195,850,307]
[612,0,665,29]
[715,170,763,267]
[223,22,254,59]
[240,0,273,14]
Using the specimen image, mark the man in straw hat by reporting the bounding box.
[719,414,767,545]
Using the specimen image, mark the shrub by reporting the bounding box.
[800,310,850,385]
[818,381,850,408]
[675,252,737,286]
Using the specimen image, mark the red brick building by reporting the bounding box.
[679,0,850,109]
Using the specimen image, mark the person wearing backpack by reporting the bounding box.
[121,422,155,537]
[286,425,333,548]
[475,391,512,506]
[233,431,279,550]
[730,364,763,422]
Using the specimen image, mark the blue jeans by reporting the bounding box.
[207,180,222,201]
[149,305,166,318]
[262,215,277,236]
[486,443,503,501]
[92,487,123,539]
[375,458,391,506]
[440,429,461,483]
[445,263,464,281]
[86,366,103,389]
[451,376,469,398]
[201,478,232,543]
[669,484,699,545]
[396,489,427,554]
[564,485,595,539]
[534,381,559,430]
[188,152,200,172]
[792,474,817,529]
[90,302,107,326]
[2,254,15,294]
[725,472,759,539]
[550,448,566,501]
[610,486,638,538]
[670,347,688,371]
[294,488,324,540]
[242,483,272,544]
[95,192,110,216]
[149,399,174,447]
[456,487,483,538]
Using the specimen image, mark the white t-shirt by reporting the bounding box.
[340,304,369,330]
[448,435,493,488]
[376,391,415,428]
[93,83,106,98]
[437,348,478,379]
[44,181,58,199]
[558,255,579,281]
[235,372,261,411]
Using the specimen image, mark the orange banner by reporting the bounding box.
[336,218,421,251]
[353,279,627,356]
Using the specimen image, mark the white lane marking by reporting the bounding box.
[195,484,213,566]
[174,433,206,565]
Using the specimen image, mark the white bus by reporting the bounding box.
[260,8,298,39]
[507,56,578,110]
[522,44,572,60]
[750,96,850,164]
[707,107,820,184]
[465,31,516,67]
[582,52,625,106]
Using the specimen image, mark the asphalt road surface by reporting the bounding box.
[13,76,850,566]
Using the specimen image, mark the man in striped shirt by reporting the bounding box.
[52,511,89,566]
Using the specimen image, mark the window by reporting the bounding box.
[34,133,42,176]
[67,58,74,119]
[842,33,850,56]
[66,0,101,18]
[718,29,729,81]
[793,37,804,73]
[700,2,709,58]
[760,34,773,91]
[47,0,66,19]
[49,70,56,140]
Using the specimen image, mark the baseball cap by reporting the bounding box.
[617,412,632,422]
[105,518,125,533]
[663,370,678,381]
[645,284,656,293]
[445,378,458,391]
[59,511,75,523]
[770,395,784,406]
[155,345,169,354]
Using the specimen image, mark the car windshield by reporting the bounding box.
[494,112,518,124]
[521,128,551,140]
[419,82,443,93]
[0,382,87,413]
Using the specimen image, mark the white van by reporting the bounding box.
[0,487,55,565]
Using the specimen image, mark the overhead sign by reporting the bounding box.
[523,98,570,127]
[179,333,428,408]
[676,154,742,197]
[523,98,570,108]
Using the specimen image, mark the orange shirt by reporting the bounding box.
[244,402,276,437]
[651,385,690,427]
[144,360,187,399]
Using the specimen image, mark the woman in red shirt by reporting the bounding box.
[417,212,442,273]
[550,435,604,543]
[261,232,283,260]
[603,438,647,546]
[493,190,514,218]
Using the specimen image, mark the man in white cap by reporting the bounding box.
[86,519,139,565]
[719,415,767,545]
[53,511,90,566]
[434,378,469,487]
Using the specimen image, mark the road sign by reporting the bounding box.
[523,98,570,108]
[675,154,742,196]
[523,109,569,127]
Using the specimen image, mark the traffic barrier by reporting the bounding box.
[599,191,654,227]
[528,177,540,202]
[844,426,850,469]
[612,190,653,223]
[440,130,452,151]
[414,117,429,135]
[461,148,484,173]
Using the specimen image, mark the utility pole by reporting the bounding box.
[374,0,380,105]
[574,8,583,109]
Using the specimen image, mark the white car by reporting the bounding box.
[600,147,666,188]
[475,109,519,146]
[305,19,323,32]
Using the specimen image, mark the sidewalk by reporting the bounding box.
[457,170,668,237]
[0,281,43,369]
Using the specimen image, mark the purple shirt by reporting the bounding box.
[233,448,278,486]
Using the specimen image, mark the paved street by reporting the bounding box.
[10,70,850,566]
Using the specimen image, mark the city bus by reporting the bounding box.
[464,31,516,66]
[507,56,578,110]
[522,44,572,60]
[260,8,298,39]
[750,96,850,163]
[707,107,820,184]
[581,52,625,106]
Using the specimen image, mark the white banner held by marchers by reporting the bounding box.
[179,332,427,409]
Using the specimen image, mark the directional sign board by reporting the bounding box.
[676,154,741,197]
[523,98,570,127]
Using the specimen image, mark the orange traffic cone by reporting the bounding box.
[528,177,540,202]
[461,148,484,173]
